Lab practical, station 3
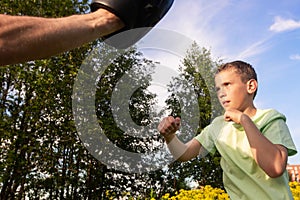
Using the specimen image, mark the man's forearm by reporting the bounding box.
[0,10,123,66]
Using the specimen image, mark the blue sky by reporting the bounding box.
[151,0,300,164]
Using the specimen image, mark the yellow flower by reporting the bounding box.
[162,193,170,199]
[160,185,230,200]
[289,181,300,198]
[115,182,300,199]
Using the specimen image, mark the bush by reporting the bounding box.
[161,182,300,200]
[161,185,229,200]
[290,181,300,200]
[105,182,300,199]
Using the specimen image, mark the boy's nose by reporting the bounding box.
[218,89,226,99]
[219,94,226,100]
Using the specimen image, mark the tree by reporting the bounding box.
[90,44,168,199]
[162,42,224,194]
[1,1,225,199]
[0,1,163,195]
[0,1,99,199]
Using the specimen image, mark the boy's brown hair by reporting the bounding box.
[216,60,258,99]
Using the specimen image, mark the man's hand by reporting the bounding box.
[157,116,180,142]
[90,0,174,48]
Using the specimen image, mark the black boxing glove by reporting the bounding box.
[136,0,174,28]
[90,0,174,48]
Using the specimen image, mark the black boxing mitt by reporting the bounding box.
[135,0,174,28]
[90,0,174,48]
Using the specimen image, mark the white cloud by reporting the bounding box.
[157,0,231,57]
[269,16,300,33]
[290,54,300,60]
[159,1,297,63]
[234,37,272,61]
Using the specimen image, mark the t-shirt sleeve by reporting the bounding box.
[261,116,297,156]
[194,118,221,155]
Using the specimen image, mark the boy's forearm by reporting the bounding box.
[164,135,201,162]
[240,114,288,178]
[165,134,188,161]
[0,10,123,65]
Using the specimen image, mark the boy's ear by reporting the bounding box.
[247,79,258,95]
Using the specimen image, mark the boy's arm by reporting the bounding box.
[224,109,288,178]
[0,10,124,66]
[158,116,202,161]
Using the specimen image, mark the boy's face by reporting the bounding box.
[215,69,255,112]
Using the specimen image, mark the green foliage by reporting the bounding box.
[1,2,224,199]
[105,182,300,200]
[0,0,89,16]
[163,42,224,194]
[0,1,96,199]
[95,47,159,153]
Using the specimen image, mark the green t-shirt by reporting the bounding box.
[195,109,297,200]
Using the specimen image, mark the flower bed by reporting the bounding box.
[290,181,300,200]
[161,185,229,200]
[162,182,300,200]
[105,182,300,199]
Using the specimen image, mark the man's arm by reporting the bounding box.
[224,109,288,178]
[0,10,124,66]
[158,116,202,161]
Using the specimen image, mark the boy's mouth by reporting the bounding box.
[222,100,230,106]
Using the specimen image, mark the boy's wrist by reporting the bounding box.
[164,133,176,144]
[240,113,251,126]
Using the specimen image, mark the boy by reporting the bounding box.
[158,60,297,199]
